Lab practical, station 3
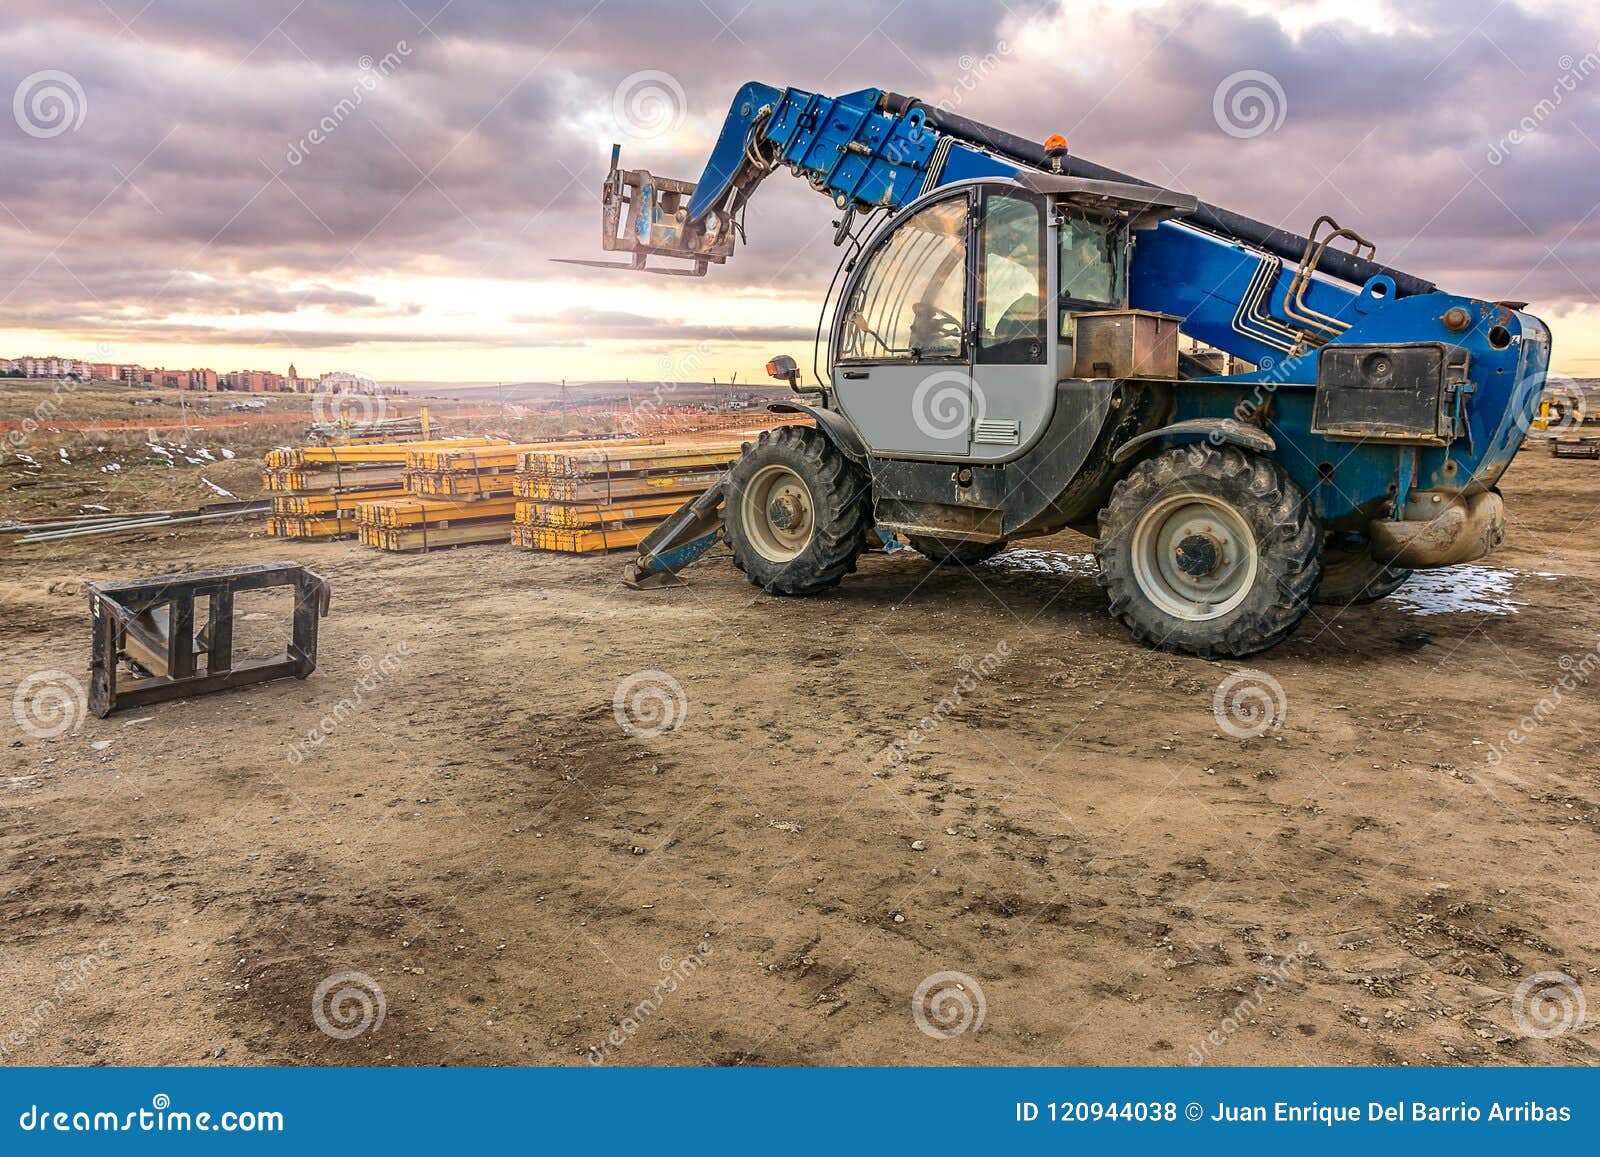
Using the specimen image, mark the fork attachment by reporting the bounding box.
[88,561,331,717]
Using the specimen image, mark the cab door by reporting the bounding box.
[832,192,974,458]
[970,186,1054,463]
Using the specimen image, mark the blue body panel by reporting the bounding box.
[685,84,1551,529]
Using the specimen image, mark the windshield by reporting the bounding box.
[837,197,967,362]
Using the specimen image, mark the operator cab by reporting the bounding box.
[829,172,1195,463]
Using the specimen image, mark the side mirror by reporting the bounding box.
[765,354,800,390]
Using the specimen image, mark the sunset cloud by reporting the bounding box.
[1,0,1597,380]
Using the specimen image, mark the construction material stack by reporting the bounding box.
[513,441,743,553]
[354,439,661,552]
[354,493,521,552]
[263,438,497,540]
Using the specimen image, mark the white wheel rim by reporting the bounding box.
[740,463,814,563]
[1129,493,1258,621]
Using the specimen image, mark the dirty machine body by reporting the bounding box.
[596,83,1550,656]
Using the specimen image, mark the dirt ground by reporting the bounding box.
[3,449,1598,1067]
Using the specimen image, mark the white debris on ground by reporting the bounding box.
[221,448,236,459]
[981,548,1562,621]
[200,476,238,500]
[984,547,1100,578]
[1387,564,1560,617]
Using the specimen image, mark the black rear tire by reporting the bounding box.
[906,536,1007,566]
[1094,443,1323,658]
[727,425,871,595]
[1313,547,1412,605]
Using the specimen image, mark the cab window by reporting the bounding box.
[838,196,967,362]
[979,192,1045,364]
[1058,213,1123,319]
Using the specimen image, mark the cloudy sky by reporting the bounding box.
[1,0,1597,383]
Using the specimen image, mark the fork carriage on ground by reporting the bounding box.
[581,84,1550,657]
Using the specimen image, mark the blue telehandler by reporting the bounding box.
[568,82,1551,657]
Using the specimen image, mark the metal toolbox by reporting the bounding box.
[1071,310,1182,380]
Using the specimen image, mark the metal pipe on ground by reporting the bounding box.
[17,504,270,544]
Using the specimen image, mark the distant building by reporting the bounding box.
[13,356,89,379]
[318,370,379,394]
[3,353,331,392]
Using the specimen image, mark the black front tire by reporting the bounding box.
[906,536,1007,566]
[727,425,871,595]
[1313,547,1412,605]
[1094,443,1323,658]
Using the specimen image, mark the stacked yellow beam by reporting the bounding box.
[267,514,358,540]
[515,495,688,529]
[512,523,659,553]
[357,495,518,527]
[513,466,725,503]
[273,487,409,515]
[519,444,742,482]
[404,439,661,498]
[358,520,514,552]
[511,439,743,554]
[263,437,503,538]
[264,439,493,469]
[262,465,407,492]
[346,440,662,552]
[353,495,517,553]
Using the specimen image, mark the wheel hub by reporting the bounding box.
[1175,533,1220,577]
[739,464,815,564]
[768,495,799,531]
[1129,496,1258,621]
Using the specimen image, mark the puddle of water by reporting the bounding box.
[983,548,1099,578]
[978,549,1561,620]
[1387,564,1560,617]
